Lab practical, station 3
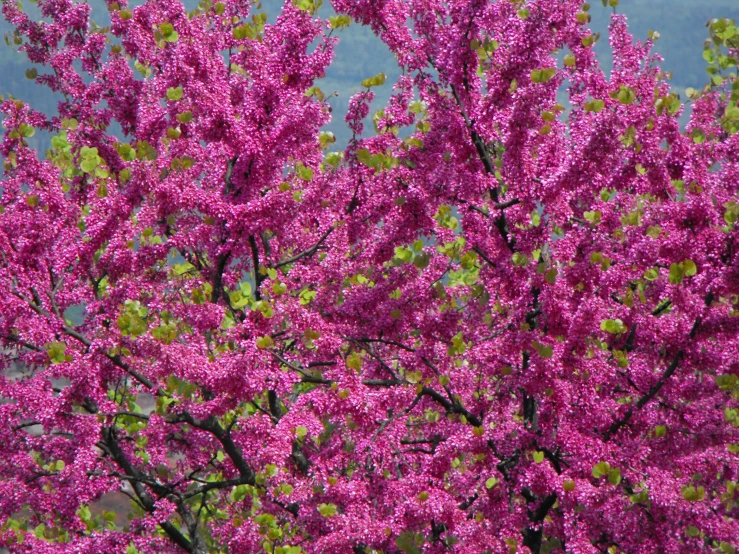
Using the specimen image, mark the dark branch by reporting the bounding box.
[449,84,515,252]
[272,227,334,269]
[211,250,232,304]
[603,350,683,442]
[419,386,482,427]
[248,235,263,301]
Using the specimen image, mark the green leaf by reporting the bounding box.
[296,163,313,181]
[166,87,183,101]
[173,261,195,275]
[361,73,386,88]
[46,341,68,364]
[592,461,611,478]
[319,131,336,149]
[724,202,739,225]
[530,67,556,83]
[396,532,422,554]
[256,335,274,349]
[239,281,251,296]
[317,503,337,517]
[409,100,425,114]
[232,25,246,40]
[116,143,136,162]
[136,140,158,161]
[533,451,545,464]
[293,0,319,12]
[355,148,372,166]
[583,210,601,225]
[512,252,528,267]
[531,341,553,358]
[616,85,636,104]
[299,289,316,305]
[607,467,621,486]
[425,410,440,423]
[600,319,627,334]
[485,477,498,489]
[117,312,147,337]
[80,146,98,159]
[725,104,739,125]
[685,526,700,538]
[77,505,92,522]
[646,225,661,238]
[406,370,422,384]
[18,123,35,138]
[51,133,71,151]
[228,290,249,309]
[80,158,98,173]
[691,128,706,144]
[683,260,697,277]
[669,263,685,285]
[346,352,362,371]
[325,152,342,167]
[644,268,659,281]
[255,300,274,318]
[176,111,193,124]
[230,484,249,503]
[681,485,705,502]
[587,98,605,112]
[413,252,430,269]
[328,14,351,28]
[447,332,467,356]
[394,246,413,263]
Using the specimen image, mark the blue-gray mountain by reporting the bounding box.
[2,0,738,148]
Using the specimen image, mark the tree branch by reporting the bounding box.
[419,386,482,427]
[272,227,334,269]
[180,413,256,485]
[211,250,232,304]
[604,312,704,441]
[449,84,515,252]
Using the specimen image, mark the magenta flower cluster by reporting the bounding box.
[1,0,738,552]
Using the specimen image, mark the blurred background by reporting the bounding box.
[2,0,739,150]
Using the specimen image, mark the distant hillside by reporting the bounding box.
[2,0,738,147]
[590,0,739,91]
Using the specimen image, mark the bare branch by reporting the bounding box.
[272,227,334,269]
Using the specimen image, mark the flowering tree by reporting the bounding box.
[1,0,739,551]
